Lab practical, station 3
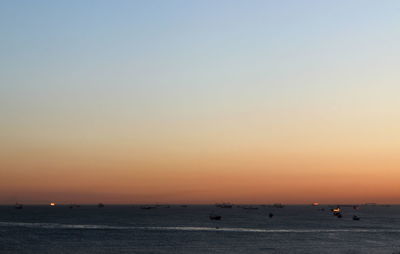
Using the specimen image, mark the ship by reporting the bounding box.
[331,207,342,217]
[216,203,233,208]
[242,206,258,210]
[140,206,156,210]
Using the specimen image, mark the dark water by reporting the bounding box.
[1,205,400,253]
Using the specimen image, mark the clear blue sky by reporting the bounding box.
[1,0,399,118]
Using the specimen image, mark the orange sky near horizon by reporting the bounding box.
[1,86,400,204]
[1,124,400,204]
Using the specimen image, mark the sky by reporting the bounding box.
[1,0,400,204]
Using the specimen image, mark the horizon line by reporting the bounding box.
[2,203,397,206]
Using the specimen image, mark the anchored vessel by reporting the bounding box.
[216,203,233,208]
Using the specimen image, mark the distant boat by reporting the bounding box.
[242,206,258,210]
[209,214,222,220]
[331,207,342,217]
[273,203,284,208]
[141,206,156,210]
[98,203,105,208]
[15,203,23,209]
[353,215,360,221]
[268,213,274,218]
[216,203,233,208]
[180,205,188,208]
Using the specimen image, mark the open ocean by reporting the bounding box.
[1,205,400,253]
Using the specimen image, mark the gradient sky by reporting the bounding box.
[1,0,400,204]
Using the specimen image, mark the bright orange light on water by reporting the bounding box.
[312,202,319,206]
[50,202,56,206]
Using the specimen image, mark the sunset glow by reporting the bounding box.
[1,0,400,205]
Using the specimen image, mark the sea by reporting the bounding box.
[1,205,400,253]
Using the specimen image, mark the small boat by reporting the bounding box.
[180,205,188,208]
[98,203,105,208]
[141,206,156,210]
[273,203,284,208]
[15,203,23,209]
[209,214,222,220]
[243,206,258,210]
[353,215,360,221]
[216,203,233,208]
[331,207,342,217]
[268,213,274,218]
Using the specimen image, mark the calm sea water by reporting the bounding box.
[1,205,400,253]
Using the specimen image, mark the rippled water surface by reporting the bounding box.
[1,205,400,253]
